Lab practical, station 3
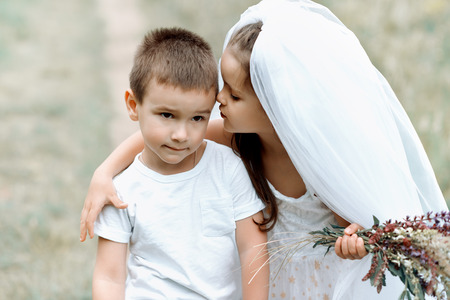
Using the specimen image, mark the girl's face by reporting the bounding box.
[217,47,272,134]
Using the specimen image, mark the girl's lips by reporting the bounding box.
[219,105,227,119]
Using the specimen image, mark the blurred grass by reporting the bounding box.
[0,0,448,299]
[135,0,260,59]
[0,0,110,298]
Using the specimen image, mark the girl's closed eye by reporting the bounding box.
[231,94,239,100]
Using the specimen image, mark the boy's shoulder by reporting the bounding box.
[203,140,246,180]
[204,140,240,163]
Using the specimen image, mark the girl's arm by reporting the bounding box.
[80,131,144,241]
[235,212,269,300]
[92,237,128,300]
[204,119,232,147]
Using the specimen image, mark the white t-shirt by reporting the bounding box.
[95,140,265,300]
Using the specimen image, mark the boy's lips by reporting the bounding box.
[165,146,187,152]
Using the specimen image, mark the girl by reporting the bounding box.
[81,0,447,298]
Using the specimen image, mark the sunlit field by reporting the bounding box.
[0,0,448,298]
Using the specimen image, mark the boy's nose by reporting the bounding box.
[171,124,188,142]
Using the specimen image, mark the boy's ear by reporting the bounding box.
[125,89,139,121]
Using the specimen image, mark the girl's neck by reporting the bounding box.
[257,131,307,198]
[257,131,288,157]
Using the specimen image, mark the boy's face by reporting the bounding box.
[126,80,215,174]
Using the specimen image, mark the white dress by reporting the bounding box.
[224,1,448,298]
[267,185,358,300]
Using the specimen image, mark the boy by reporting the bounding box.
[92,27,269,300]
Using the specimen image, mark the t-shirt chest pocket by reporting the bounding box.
[200,196,236,237]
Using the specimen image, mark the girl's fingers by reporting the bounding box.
[84,194,127,240]
[335,236,344,259]
[110,193,128,209]
[341,235,354,260]
[335,224,367,260]
[79,201,91,242]
[80,197,127,242]
[86,204,103,239]
[347,234,358,258]
[344,223,363,235]
[356,237,368,258]
[336,235,364,260]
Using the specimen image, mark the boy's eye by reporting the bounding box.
[231,94,239,100]
[192,116,204,122]
[161,113,173,119]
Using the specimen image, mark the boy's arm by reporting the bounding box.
[235,211,269,300]
[80,130,144,241]
[93,237,128,300]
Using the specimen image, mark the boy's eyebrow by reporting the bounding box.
[153,104,175,111]
[154,105,212,114]
[195,108,212,114]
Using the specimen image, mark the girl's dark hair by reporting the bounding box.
[228,21,278,232]
[232,133,278,232]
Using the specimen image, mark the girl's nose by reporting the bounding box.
[216,89,226,105]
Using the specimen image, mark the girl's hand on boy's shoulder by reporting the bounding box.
[334,223,367,260]
[80,170,127,242]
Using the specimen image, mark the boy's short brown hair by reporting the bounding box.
[130,27,218,103]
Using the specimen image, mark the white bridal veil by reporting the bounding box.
[222,0,448,298]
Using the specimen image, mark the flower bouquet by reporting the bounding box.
[264,211,449,300]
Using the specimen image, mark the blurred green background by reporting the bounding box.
[0,0,448,298]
